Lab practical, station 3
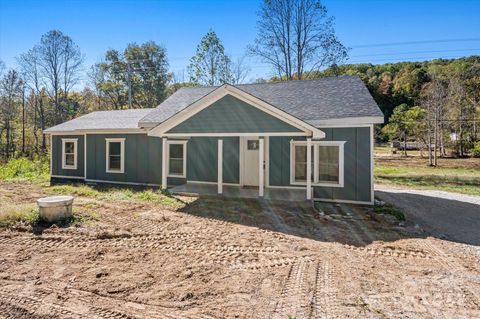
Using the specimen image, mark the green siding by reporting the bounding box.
[86,134,162,185]
[187,137,239,184]
[167,94,302,134]
[269,127,372,203]
[51,135,84,177]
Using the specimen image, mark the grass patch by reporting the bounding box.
[375,165,480,196]
[374,202,405,221]
[0,206,40,227]
[46,184,184,208]
[0,157,49,183]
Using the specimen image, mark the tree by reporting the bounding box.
[421,78,448,166]
[36,30,84,124]
[94,42,170,109]
[0,70,23,159]
[18,46,48,151]
[382,104,426,156]
[248,0,348,80]
[188,30,231,85]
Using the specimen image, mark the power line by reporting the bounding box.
[351,38,480,49]
[350,48,480,58]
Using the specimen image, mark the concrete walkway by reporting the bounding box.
[375,185,480,246]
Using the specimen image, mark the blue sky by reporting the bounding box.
[1,0,479,84]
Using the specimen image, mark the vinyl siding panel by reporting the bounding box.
[51,135,84,178]
[86,134,162,185]
[186,137,239,184]
[167,95,302,134]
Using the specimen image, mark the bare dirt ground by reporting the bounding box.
[1,182,480,318]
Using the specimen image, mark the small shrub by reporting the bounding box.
[374,202,405,221]
[0,207,39,227]
[0,157,49,182]
[472,142,480,158]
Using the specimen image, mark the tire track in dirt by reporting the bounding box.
[420,240,480,309]
[270,258,314,319]
[343,244,433,260]
[310,260,339,319]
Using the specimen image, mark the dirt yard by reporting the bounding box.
[1,182,479,318]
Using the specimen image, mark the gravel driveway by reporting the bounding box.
[375,185,480,245]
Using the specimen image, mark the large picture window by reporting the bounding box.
[106,138,125,173]
[290,140,344,187]
[62,138,78,170]
[168,141,187,178]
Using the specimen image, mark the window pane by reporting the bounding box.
[169,144,183,159]
[169,158,183,175]
[109,142,121,156]
[65,154,75,166]
[295,145,306,162]
[109,155,121,170]
[318,145,339,183]
[247,140,259,150]
[65,142,74,154]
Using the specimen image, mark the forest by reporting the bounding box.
[0,0,479,165]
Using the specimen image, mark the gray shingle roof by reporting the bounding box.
[139,75,383,127]
[44,109,154,133]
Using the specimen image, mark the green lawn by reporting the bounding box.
[375,165,480,196]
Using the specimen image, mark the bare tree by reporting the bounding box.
[226,57,251,85]
[37,30,83,124]
[248,0,348,80]
[0,70,23,159]
[18,46,48,151]
[421,78,448,166]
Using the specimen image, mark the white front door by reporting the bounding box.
[242,137,260,186]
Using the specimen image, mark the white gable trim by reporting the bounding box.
[148,84,325,139]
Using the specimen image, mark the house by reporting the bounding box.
[44,75,384,204]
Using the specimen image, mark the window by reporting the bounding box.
[317,145,340,184]
[62,138,77,170]
[168,141,187,178]
[247,140,259,150]
[292,144,314,183]
[106,138,125,173]
[290,140,344,187]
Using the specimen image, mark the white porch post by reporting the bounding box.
[162,137,168,190]
[218,139,223,194]
[259,138,264,197]
[306,138,312,200]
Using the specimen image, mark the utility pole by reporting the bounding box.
[127,61,132,109]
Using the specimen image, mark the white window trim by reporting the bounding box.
[61,138,78,170]
[105,138,125,174]
[290,140,345,188]
[167,140,188,178]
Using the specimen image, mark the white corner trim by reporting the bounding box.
[218,139,223,194]
[290,140,345,188]
[147,84,325,139]
[370,124,375,204]
[259,138,264,197]
[105,138,125,174]
[162,138,168,189]
[61,138,78,170]
[166,140,188,178]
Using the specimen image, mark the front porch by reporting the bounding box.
[169,183,307,202]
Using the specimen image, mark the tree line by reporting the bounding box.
[315,57,480,163]
[0,0,479,164]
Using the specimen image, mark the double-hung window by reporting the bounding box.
[291,140,345,187]
[167,141,187,178]
[106,138,125,173]
[62,138,78,170]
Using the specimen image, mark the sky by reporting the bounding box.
[1,0,479,85]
